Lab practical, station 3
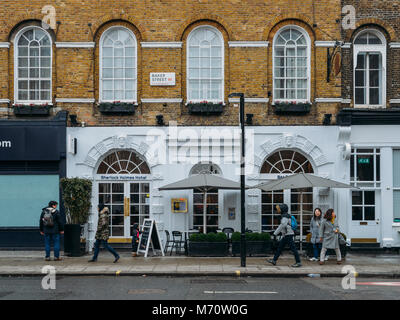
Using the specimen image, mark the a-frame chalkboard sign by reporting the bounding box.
[137,219,165,258]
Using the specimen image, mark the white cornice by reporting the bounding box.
[228,97,269,103]
[314,41,336,48]
[56,98,95,103]
[315,98,343,103]
[141,98,182,103]
[141,42,182,48]
[342,99,352,104]
[0,42,10,48]
[55,42,95,48]
[342,43,351,49]
[389,43,400,49]
[0,99,10,103]
[390,99,400,104]
[228,41,269,47]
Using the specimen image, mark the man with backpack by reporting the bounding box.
[40,201,64,261]
[267,204,302,268]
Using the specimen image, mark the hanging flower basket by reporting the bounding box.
[273,101,312,115]
[13,104,51,116]
[98,101,135,115]
[187,101,224,115]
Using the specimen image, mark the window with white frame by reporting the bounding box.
[187,26,224,103]
[350,148,381,188]
[353,30,386,107]
[273,26,310,102]
[15,27,52,103]
[393,150,400,221]
[100,27,137,102]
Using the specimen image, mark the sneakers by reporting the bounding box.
[291,263,302,268]
[44,257,50,261]
[88,259,97,263]
[309,257,318,261]
[325,256,329,261]
[113,255,120,263]
[54,257,62,261]
[267,259,276,266]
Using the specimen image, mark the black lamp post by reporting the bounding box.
[228,92,246,267]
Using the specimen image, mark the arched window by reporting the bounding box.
[273,26,310,102]
[187,26,224,103]
[100,27,137,103]
[353,30,386,107]
[260,150,314,236]
[97,150,150,174]
[15,27,52,103]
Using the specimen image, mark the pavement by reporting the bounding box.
[0,250,399,277]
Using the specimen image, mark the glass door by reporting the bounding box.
[98,183,125,237]
[129,182,150,235]
[193,188,219,233]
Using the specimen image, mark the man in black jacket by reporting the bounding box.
[40,201,64,261]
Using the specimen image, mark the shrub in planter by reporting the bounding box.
[98,101,135,114]
[273,101,312,115]
[188,232,228,256]
[60,178,92,256]
[232,232,272,256]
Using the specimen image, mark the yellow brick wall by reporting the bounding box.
[0,0,342,125]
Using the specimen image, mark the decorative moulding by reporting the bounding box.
[315,98,343,103]
[0,42,10,48]
[141,42,182,48]
[390,99,400,104]
[55,42,95,48]
[228,97,269,103]
[314,41,336,47]
[0,99,10,103]
[228,41,269,47]
[389,43,400,49]
[141,98,182,103]
[56,98,95,103]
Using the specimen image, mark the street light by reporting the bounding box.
[228,92,246,267]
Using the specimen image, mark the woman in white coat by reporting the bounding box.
[319,208,342,265]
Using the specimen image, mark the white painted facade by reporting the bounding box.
[66,125,400,250]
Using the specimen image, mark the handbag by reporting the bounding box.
[338,233,346,245]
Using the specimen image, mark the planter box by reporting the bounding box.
[188,242,228,257]
[99,103,135,115]
[273,103,311,115]
[13,105,51,116]
[188,103,224,115]
[232,241,272,256]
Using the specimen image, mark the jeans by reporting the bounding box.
[44,234,60,259]
[313,243,322,259]
[92,239,119,261]
[273,235,301,263]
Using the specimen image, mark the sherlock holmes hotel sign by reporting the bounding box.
[150,73,175,86]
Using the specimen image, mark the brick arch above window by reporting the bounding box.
[345,19,395,43]
[92,15,144,42]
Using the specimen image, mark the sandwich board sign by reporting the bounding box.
[137,219,165,257]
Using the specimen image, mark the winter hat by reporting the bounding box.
[277,204,289,214]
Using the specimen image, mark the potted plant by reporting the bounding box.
[98,101,135,114]
[187,101,224,115]
[13,103,51,116]
[188,232,228,256]
[60,178,92,257]
[231,232,272,256]
[273,100,312,115]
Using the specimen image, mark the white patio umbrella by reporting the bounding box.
[159,174,247,233]
[254,173,354,251]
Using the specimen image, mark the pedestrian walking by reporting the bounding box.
[131,222,140,257]
[319,208,342,265]
[309,208,322,261]
[40,200,64,261]
[267,204,302,268]
[88,204,120,263]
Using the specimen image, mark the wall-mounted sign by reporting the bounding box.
[98,175,149,181]
[150,73,175,86]
[228,207,236,220]
[171,198,188,213]
[358,158,370,164]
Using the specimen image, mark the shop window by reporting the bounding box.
[352,190,375,221]
[350,148,380,187]
[100,26,137,103]
[15,27,52,104]
[187,26,224,103]
[353,30,386,107]
[273,26,310,103]
[393,150,400,221]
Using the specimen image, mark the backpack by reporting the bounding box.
[42,208,54,227]
[289,215,298,232]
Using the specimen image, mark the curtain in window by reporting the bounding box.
[101,27,137,102]
[187,27,223,102]
[273,27,309,101]
[17,28,51,102]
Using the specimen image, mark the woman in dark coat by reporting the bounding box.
[88,204,120,263]
[309,208,322,261]
[319,208,341,265]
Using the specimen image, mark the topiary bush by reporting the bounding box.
[189,232,228,242]
[232,232,272,242]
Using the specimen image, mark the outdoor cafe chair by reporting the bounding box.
[171,231,185,255]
